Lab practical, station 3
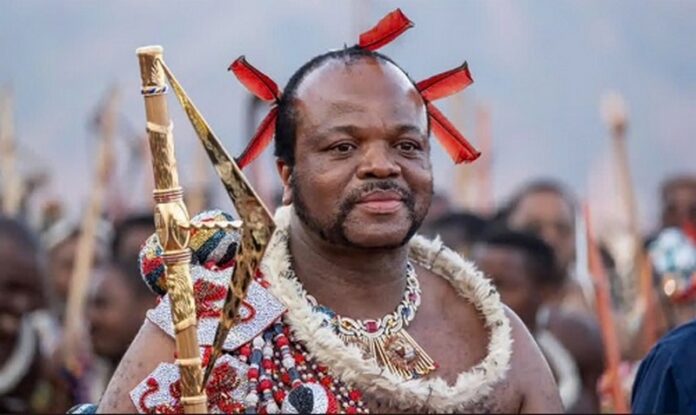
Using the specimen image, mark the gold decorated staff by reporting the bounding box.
[136,46,208,413]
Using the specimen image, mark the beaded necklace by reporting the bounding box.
[290,262,437,381]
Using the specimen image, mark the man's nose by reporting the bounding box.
[356,143,401,179]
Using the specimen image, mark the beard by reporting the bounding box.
[291,174,429,249]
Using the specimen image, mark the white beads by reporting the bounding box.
[245,392,259,406]
[253,336,265,348]
[263,345,274,358]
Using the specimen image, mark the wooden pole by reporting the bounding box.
[601,91,657,351]
[136,46,206,413]
[584,203,628,413]
[63,86,118,374]
[475,105,494,215]
[0,89,23,217]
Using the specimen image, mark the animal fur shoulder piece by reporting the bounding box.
[262,206,513,413]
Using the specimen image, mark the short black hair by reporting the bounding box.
[0,215,40,254]
[108,259,153,299]
[496,179,576,223]
[478,227,561,287]
[428,212,489,247]
[111,212,154,259]
[275,46,421,167]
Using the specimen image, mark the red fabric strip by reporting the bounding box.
[427,103,480,164]
[358,9,414,51]
[236,106,278,169]
[417,62,473,102]
[229,56,280,102]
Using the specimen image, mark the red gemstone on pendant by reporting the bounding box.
[281,372,291,385]
[247,368,259,380]
[294,353,305,364]
[262,360,274,370]
[273,389,286,403]
[365,320,379,333]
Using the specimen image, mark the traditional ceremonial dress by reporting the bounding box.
[131,207,512,413]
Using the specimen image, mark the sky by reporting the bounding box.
[1,0,695,232]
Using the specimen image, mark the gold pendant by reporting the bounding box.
[342,329,437,380]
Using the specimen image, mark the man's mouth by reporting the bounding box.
[355,190,405,214]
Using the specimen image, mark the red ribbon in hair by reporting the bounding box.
[230,8,479,168]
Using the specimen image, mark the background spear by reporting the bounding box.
[0,88,24,217]
[600,91,658,352]
[584,202,628,413]
[62,85,119,376]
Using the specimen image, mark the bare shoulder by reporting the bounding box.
[505,307,564,413]
[548,308,604,365]
[97,319,175,413]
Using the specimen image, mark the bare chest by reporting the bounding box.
[363,378,520,413]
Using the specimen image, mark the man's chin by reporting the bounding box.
[342,227,413,249]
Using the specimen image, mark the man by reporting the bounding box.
[87,260,157,369]
[659,175,696,230]
[44,219,110,319]
[500,180,592,314]
[110,213,155,263]
[472,229,604,413]
[423,211,489,257]
[97,14,561,413]
[632,319,696,414]
[0,217,51,413]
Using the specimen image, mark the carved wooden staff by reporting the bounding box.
[600,92,657,351]
[136,46,207,413]
[63,87,118,376]
[584,203,628,413]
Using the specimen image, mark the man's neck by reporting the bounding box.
[288,212,410,320]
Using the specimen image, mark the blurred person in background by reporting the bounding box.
[87,260,157,375]
[498,180,592,314]
[0,216,55,413]
[43,219,111,320]
[647,175,696,338]
[110,212,154,263]
[472,228,604,413]
[422,211,489,258]
[659,175,696,231]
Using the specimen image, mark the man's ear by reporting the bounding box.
[276,159,293,205]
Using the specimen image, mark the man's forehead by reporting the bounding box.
[295,57,419,105]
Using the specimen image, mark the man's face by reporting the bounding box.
[472,244,539,328]
[0,237,44,342]
[48,236,78,304]
[508,191,575,271]
[117,225,154,262]
[281,57,433,249]
[49,235,106,307]
[87,267,151,362]
[662,182,696,229]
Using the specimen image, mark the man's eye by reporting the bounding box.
[396,141,420,153]
[330,143,356,154]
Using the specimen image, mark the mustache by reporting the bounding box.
[341,181,414,211]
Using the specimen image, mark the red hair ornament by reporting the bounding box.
[230,8,480,169]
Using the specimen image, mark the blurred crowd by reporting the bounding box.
[1,84,696,413]
[1,168,694,413]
